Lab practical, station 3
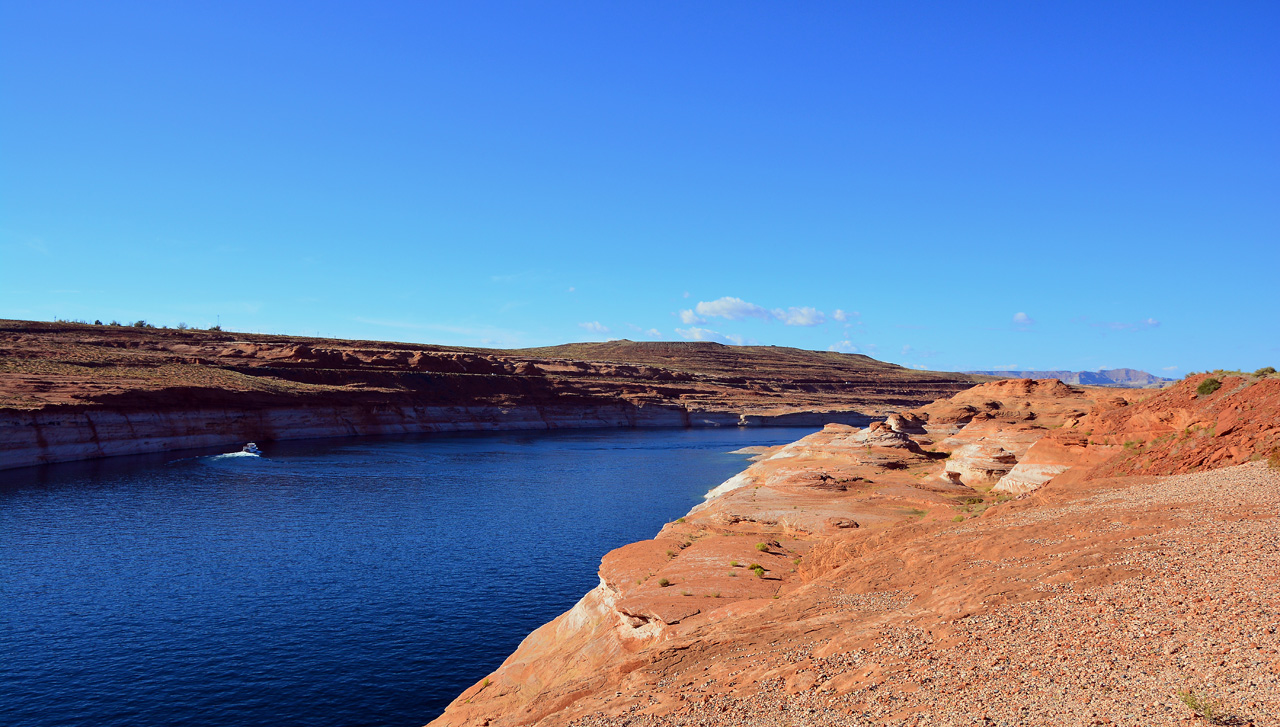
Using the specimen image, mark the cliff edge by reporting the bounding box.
[430,373,1280,726]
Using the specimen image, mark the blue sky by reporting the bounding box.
[2,2,1277,374]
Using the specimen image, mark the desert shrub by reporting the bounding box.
[1176,688,1219,722]
[93,319,102,325]
[131,320,153,329]
[755,542,768,552]
[209,324,222,331]
[953,515,965,522]
[1256,366,1277,376]
[750,564,765,578]
[1197,378,1222,396]
[176,322,189,330]
[675,517,686,523]
[1268,448,1280,470]
[657,578,670,588]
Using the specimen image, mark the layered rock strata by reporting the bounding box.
[0,320,987,470]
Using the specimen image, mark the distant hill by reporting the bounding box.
[963,368,1172,389]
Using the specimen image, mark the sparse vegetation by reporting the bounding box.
[729,560,739,567]
[657,577,670,587]
[675,517,686,523]
[1256,366,1276,376]
[749,564,766,578]
[1197,378,1222,396]
[709,591,720,598]
[1176,688,1221,723]
[953,515,965,522]
[1268,447,1280,471]
[755,542,769,552]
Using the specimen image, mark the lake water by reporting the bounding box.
[0,427,815,727]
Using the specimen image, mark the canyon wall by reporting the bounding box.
[0,402,877,471]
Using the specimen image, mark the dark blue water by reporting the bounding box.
[0,427,814,727]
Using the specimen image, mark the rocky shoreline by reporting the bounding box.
[0,401,876,471]
[429,374,1280,726]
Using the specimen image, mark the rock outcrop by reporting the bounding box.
[428,372,1280,726]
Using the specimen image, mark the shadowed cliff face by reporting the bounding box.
[430,376,1280,726]
[0,320,989,469]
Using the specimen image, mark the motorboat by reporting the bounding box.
[241,442,263,455]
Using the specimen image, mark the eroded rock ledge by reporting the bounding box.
[431,374,1280,726]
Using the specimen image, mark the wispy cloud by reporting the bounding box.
[579,321,609,334]
[1075,315,1162,332]
[1163,365,1178,371]
[1013,312,1035,326]
[695,296,773,321]
[772,306,825,326]
[645,328,661,338]
[832,309,853,322]
[683,296,830,327]
[829,340,858,353]
[676,327,747,345]
[992,364,1020,371]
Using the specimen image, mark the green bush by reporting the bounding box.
[657,577,670,587]
[1255,366,1277,376]
[755,542,769,553]
[1197,378,1222,396]
[1176,688,1219,722]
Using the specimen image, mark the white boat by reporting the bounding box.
[241,442,263,455]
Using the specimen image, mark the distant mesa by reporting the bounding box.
[964,368,1172,389]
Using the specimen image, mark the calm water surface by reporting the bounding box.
[0,427,815,727]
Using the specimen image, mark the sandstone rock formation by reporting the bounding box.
[429,373,1280,726]
[0,320,989,469]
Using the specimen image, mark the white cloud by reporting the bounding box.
[682,291,690,298]
[694,296,773,321]
[992,364,1020,371]
[679,309,704,324]
[1162,365,1178,371]
[645,328,661,338]
[832,309,849,322]
[567,286,575,293]
[676,326,731,343]
[772,306,825,326]
[901,345,912,356]
[1013,312,1035,325]
[828,340,858,353]
[579,321,609,334]
[675,327,749,345]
